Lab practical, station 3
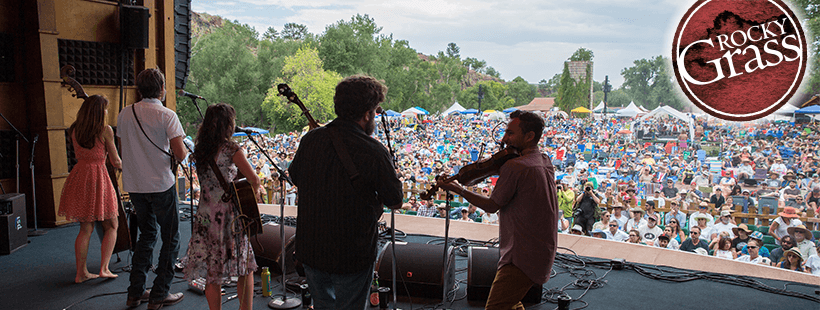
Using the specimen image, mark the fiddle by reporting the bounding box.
[419,147,520,200]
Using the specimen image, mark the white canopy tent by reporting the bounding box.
[402,107,427,115]
[632,106,695,140]
[616,101,644,118]
[442,101,466,115]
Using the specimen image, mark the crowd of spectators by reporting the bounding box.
[180,110,820,275]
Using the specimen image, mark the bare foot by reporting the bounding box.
[75,272,99,283]
[99,270,118,279]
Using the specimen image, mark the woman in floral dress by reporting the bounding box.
[184,103,261,310]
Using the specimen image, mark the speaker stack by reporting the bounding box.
[375,241,456,299]
[0,193,27,255]
[251,222,296,275]
[120,5,150,49]
[467,246,542,303]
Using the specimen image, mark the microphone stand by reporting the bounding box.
[28,134,45,236]
[379,113,398,310]
[244,133,300,309]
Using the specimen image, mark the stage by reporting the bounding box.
[0,203,816,310]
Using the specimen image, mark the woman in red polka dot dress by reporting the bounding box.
[58,95,122,283]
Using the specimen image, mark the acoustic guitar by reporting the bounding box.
[61,65,132,253]
[232,178,263,235]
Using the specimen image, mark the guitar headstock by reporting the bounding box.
[60,65,88,100]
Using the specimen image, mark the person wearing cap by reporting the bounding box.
[709,187,725,210]
[570,224,584,236]
[709,210,737,241]
[735,239,771,265]
[765,171,781,188]
[770,157,787,177]
[557,182,576,222]
[436,111,557,310]
[777,248,807,272]
[638,214,663,245]
[731,224,753,257]
[787,225,819,260]
[680,226,710,253]
[769,207,803,245]
[573,181,601,235]
[646,190,666,211]
[768,235,796,266]
[755,182,774,199]
[692,169,711,188]
[621,187,638,209]
[605,219,629,242]
[688,202,715,231]
[653,229,679,250]
[591,229,607,239]
[662,179,679,199]
[626,207,648,232]
[808,173,820,190]
[739,231,771,258]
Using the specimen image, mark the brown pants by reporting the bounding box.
[485,264,536,310]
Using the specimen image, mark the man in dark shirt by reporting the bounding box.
[289,75,403,309]
[679,226,710,253]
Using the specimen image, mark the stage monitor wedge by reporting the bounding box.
[375,241,456,300]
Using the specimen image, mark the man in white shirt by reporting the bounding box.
[769,157,787,177]
[119,69,187,308]
[611,204,628,230]
[709,210,737,240]
[735,239,771,265]
[787,225,819,259]
[638,214,663,246]
[604,219,629,242]
[646,190,666,210]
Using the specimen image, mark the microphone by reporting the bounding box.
[234,126,256,135]
[178,89,205,100]
[376,106,385,114]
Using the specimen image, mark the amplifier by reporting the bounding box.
[467,246,542,303]
[0,193,27,255]
[375,241,455,300]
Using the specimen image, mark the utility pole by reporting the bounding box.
[603,75,611,118]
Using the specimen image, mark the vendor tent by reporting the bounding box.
[794,105,820,114]
[461,108,479,115]
[570,107,592,113]
[402,107,427,115]
[383,109,402,117]
[616,101,644,117]
[232,127,269,136]
[632,106,695,140]
[442,102,466,115]
[413,106,430,115]
[502,107,518,113]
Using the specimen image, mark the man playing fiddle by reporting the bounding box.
[437,110,558,310]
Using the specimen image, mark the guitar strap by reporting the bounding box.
[207,158,235,203]
[328,126,360,182]
[131,103,177,174]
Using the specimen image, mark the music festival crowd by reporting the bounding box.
[229,108,820,276]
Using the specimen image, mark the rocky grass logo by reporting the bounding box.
[672,0,807,121]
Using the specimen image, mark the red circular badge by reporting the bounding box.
[672,0,807,121]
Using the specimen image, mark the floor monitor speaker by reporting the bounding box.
[467,246,542,303]
[0,193,27,255]
[375,241,455,300]
[251,222,296,275]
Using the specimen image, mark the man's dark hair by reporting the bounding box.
[334,75,387,121]
[136,68,165,99]
[509,110,544,142]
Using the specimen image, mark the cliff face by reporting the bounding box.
[191,12,224,38]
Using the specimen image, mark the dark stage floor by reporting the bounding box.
[1,211,819,310]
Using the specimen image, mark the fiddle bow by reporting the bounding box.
[277,83,320,130]
[419,147,520,200]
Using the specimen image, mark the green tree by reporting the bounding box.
[485,66,501,78]
[787,0,820,94]
[569,47,594,61]
[261,47,342,133]
[318,14,388,77]
[282,23,309,40]
[446,42,460,59]
[457,80,508,111]
[506,76,537,106]
[555,62,590,111]
[620,56,683,110]
[262,27,279,41]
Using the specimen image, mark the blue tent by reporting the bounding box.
[794,105,820,114]
[502,107,518,113]
[232,127,269,136]
[461,109,479,115]
[413,106,430,115]
[383,109,401,117]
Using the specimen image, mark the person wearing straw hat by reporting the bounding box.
[768,207,803,245]
[709,210,737,240]
[688,201,715,230]
[625,207,647,232]
[787,225,819,259]
[731,224,753,257]
[776,248,807,272]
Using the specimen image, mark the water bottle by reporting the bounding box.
[261,267,271,297]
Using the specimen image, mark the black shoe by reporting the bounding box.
[126,289,150,307]
[147,292,184,310]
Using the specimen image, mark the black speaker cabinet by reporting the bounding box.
[375,242,455,300]
[467,246,541,303]
[121,5,150,49]
[0,193,27,255]
[251,222,296,275]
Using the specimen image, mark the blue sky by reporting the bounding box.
[192,0,693,88]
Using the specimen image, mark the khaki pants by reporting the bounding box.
[485,264,536,310]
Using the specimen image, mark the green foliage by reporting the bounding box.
[620,55,683,110]
[787,0,820,94]
[485,67,501,78]
[570,47,594,61]
[463,57,487,73]
[282,23,309,40]
[446,43,460,59]
[506,76,537,106]
[318,14,387,77]
[262,27,278,41]
[457,80,507,111]
[261,47,342,133]
[555,62,591,111]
